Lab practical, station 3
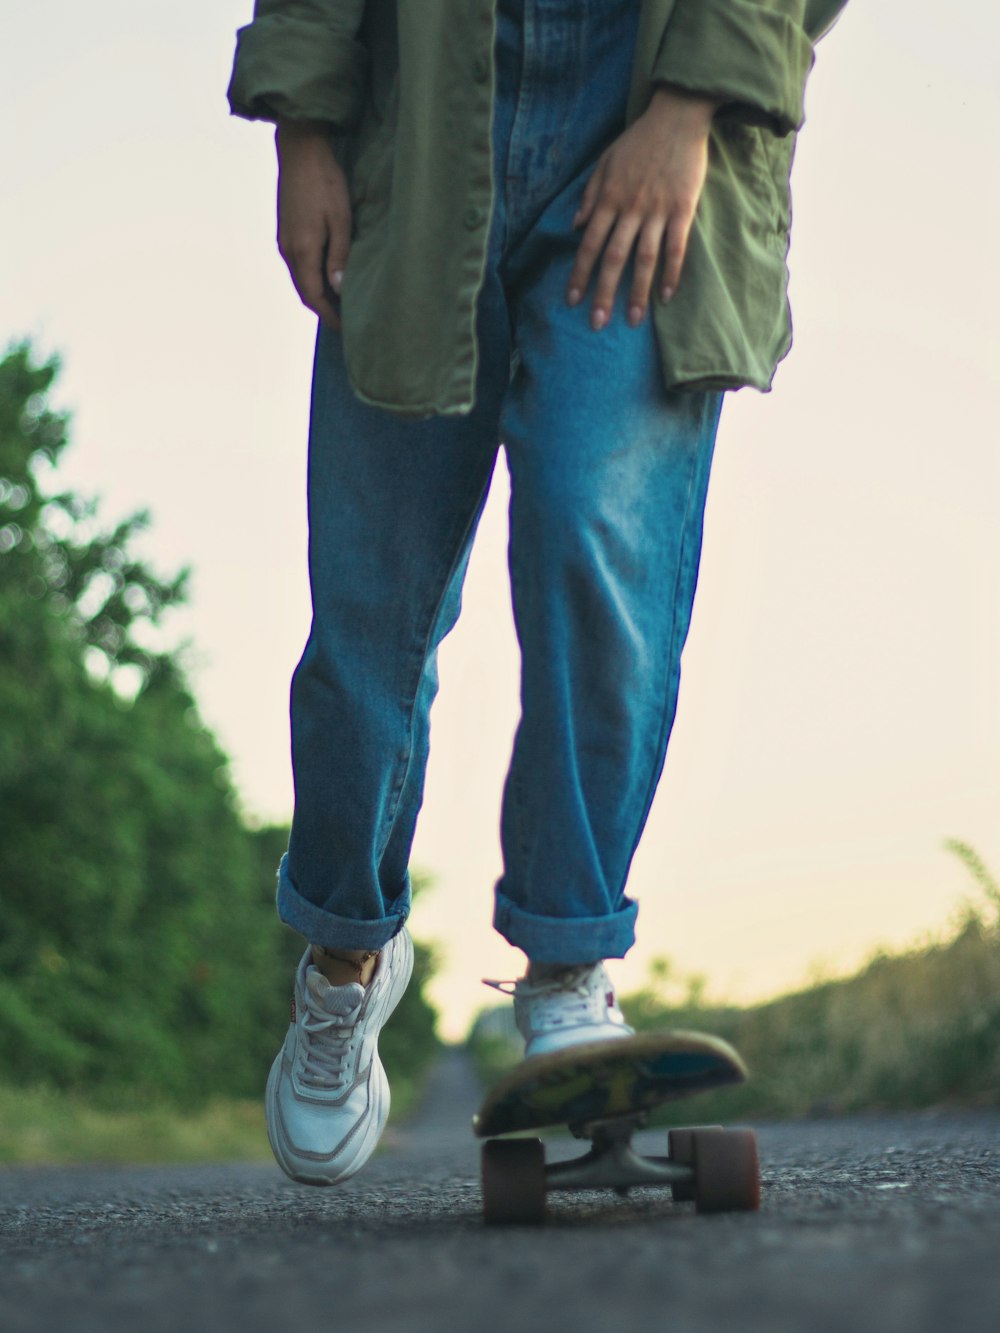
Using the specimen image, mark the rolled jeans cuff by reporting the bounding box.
[276,853,410,951]
[493,886,638,962]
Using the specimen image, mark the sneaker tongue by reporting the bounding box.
[306,968,365,1018]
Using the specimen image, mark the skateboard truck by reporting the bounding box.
[480,1122,760,1225]
[548,1117,689,1196]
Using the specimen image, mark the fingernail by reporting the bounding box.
[660,285,674,303]
[628,305,644,326]
[331,269,344,293]
[567,287,581,306]
[591,308,607,331]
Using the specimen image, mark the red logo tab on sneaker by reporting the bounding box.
[606,991,615,1009]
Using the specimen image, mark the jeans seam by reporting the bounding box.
[621,408,719,883]
[500,450,534,884]
[505,746,531,887]
[374,468,495,864]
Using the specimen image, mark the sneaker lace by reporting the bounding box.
[299,1001,361,1089]
[483,967,602,1024]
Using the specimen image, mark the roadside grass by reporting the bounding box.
[0,1069,424,1168]
[0,1086,270,1167]
[468,842,1000,1123]
[624,909,1000,1125]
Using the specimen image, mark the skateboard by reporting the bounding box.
[472,1030,760,1224]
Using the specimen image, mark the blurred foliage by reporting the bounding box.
[0,341,440,1110]
[468,848,1000,1120]
[624,850,1000,1121]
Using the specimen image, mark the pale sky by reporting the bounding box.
[2,2,998,1038]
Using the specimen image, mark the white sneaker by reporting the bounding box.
[265,929,413,1185]
[490,962,633,1060]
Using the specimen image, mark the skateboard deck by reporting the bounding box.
[474,1030,746,1138]
[473,1030,760,1224]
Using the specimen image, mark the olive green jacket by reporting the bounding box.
[228,0,848,417]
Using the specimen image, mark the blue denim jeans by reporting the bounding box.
[278,0,723,963]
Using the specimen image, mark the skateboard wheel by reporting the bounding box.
[691,1128,760,1214]
[481,1138,546,1225]
[667,1125,723,1202]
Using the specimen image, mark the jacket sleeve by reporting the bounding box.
[227,0,370,129]
[652,0,849,135]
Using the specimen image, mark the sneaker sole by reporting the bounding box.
[524,1023,633,1061]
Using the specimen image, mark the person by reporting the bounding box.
[227,0,847,1186]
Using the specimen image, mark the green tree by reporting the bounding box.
[0,343,275,1097]
[0,341,439,1105]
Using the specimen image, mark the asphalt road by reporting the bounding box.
[2,1051,999,1333]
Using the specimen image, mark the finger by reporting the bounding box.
[590,212,642,331]
[324,202,352,295]
[282,236,342,327]
[573,155,608,232]
[659,206,695,303]
[627,216,668,326]
[566,201,617,309]
[295,268,342,328]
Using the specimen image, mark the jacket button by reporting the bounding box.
[473,54,490,83]
[464,206,484,230]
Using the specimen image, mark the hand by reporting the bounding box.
[567,88,718,331]
[275,121,351,328]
